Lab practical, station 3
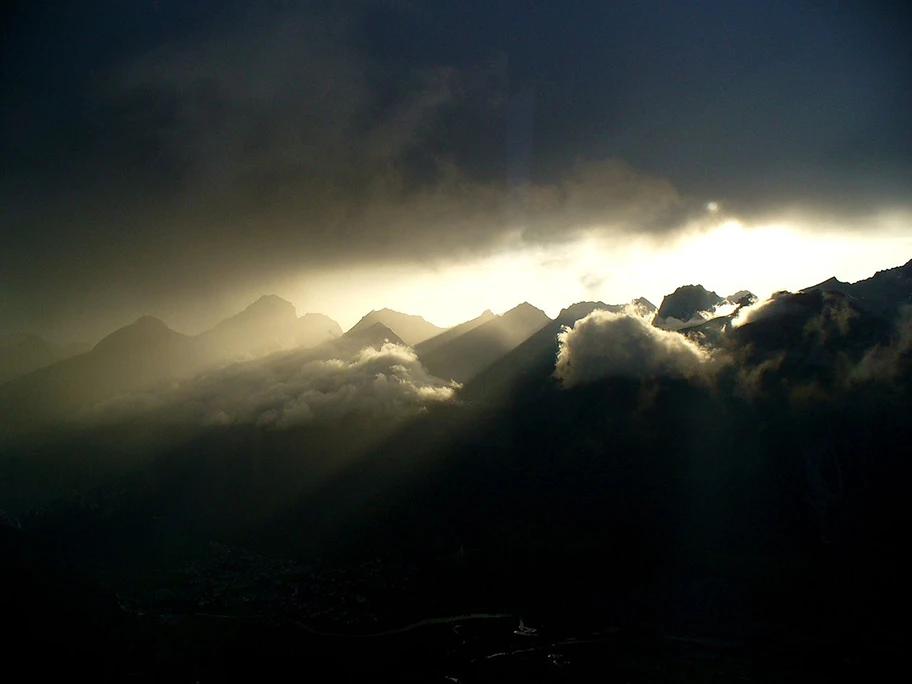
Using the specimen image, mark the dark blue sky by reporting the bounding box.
[1,0,910,338]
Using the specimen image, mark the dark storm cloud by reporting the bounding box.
[2,1,909,339]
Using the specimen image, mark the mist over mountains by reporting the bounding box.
[2,257,912,680]
[2,259,910,437]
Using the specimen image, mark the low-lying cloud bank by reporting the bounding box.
[555,292,912,397]
[83,343,458,429]
[554,309,711,388]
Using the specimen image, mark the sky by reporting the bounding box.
[2,0,910,341]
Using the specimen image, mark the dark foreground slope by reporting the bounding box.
[1,287,911,679]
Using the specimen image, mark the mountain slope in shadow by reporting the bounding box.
[415,310,497,357]
[195,295,300,364]
[0,297,344,438]
[803,258,912,318]
[460,300,629,403]
[347,309,446,346]
[418,303,550,383]
[0,333,90,384]
[0,316,199,437]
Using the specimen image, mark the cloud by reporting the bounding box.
[554,309,711,388]
[80,342,458,429]
[1,3,724,342]
[847,306,912,385]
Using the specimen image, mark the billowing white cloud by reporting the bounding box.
[554,309,711,388]
[80,343,458,428]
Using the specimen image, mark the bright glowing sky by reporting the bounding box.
[287,211,912,331]
[3,2,910,342]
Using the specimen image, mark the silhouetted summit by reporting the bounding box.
[631,297,657,314]
[94,316,185,354]
[503,302,550,327]
[343,322,406,348]
[211,295,298,333]
[347,309,445,346]
[416,310,497,357]
[556,301,620,325]
[419,302,550,383]
[197,295,299,362]
[804,258,912,318]
[654,285,724,327]
[0,333,88,384]
[725,290,757,307]
[0,316,197,435]
[296,313,343,348]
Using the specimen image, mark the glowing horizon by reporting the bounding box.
[284,212,912,331]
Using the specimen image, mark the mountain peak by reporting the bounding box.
[344,322,406,347]
[297,313,343,348]
[504,301,548,318]
[655,284,723,325]
[557,301,614,325]
[347,309,445,346]
[94,316,181,353]
[631,297,657,313]
[240,294,297,318]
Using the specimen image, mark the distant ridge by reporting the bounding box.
[347,309,446,346]
[0,333,90,384]
[803,258,912,317]
[0,296,343,435]
[464,297,656,402]
[654,285,723,328]
[556,301,621,325]
[196,295,300,362]
[0,316,198,436]
[419,302,550,383]
[94,315,184,354]
[416,310,496,356]
[297,313,343,348]
[343,322,406,348]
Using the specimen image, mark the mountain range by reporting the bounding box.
[5,258,909,437]
[417,303,550,383]
[0,297,342,435]
[347,308,445,346]
[2,256,912,680]
[804,257,912,317]
[0,333,90,384]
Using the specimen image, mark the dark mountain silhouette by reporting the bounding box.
[653,284,724,328]
[676,292,757,346]
[93,315,183,354]
[0,317,198,436]
[196,296,342,362]
[461,300,621,402]
[0,333,90,384]
[2,261,912,679]
[631,297,658,315]
[0,298,344,435]
[346,309,446,346]
[415,310,496,356]
[195,295,300,364]
[296,313,342,348]
[556,301,622,322]
[725,289,892,379]
[725,290,757,307]
[418,303,550,383]
[342,322,406,348]
[804,258,912,318]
